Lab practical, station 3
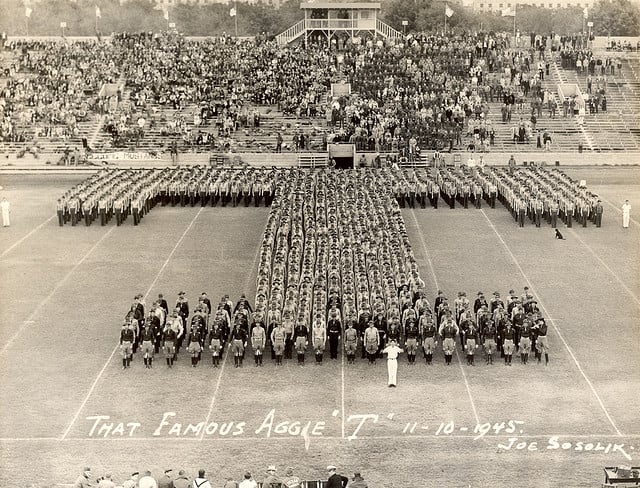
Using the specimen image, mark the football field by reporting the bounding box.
[0,168,638,488]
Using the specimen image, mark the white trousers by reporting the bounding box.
[623,212,630,228]
[2,210,9,226]
[387,358,398,385]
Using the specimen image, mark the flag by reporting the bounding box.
[445,4,454,17]
[501,6,515,16]
[583,7,588,18]
[95,5,101,18]
[25,6,32,17]
[229,7,236,16]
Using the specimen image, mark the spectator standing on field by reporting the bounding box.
[1,197,10,227]
[622,199,631,228]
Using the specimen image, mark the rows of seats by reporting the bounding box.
[546,52,640,151]
[3,41,640,157]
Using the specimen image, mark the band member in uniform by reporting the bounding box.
[251,321,266,367]
[271,322,287,366]
[373,310,387,359]
[293,321,309,365]
[188,324,204,367]
[312,322,326,364]
[327,310,342,360]
[420,313,437,364]
[163,322,177,368]
[534,318,549,365]
[363,321,379,364]
[502,322,516,366]
[209,319,224,367]
[56,198,65,226]
[231,323,247,368]
[483,320,498,365]
[344,321,358,365]
[175,292,189,352]
[438,312,458,366]
[464,320,480,366]
[140,324,155,369]
[404,314,420,364]
[358,309,372,359]
[120,322,135,369]
[519,316,533,364]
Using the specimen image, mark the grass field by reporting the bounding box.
[0,167,638,488]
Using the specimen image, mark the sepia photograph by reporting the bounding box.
[0,0,639,486]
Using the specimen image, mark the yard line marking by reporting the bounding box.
[0,214,55,259]
[409,210,439,293]
[410,209,481,426]
[453,349,481,424]
[0,226,115,356]
[598,196,639,228]
[341,328,346,439]
[61,208,203,440]
[480,209,623,437]
[199,221,263,441]
[568,228,640,309]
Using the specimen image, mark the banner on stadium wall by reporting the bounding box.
[331,83,351,98]
[87,151,163,161]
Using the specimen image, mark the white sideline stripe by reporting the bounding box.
[199,225,263,441]
[569,229,640,309]
[61,208,203,440]
[599,196,639,228]
[453,348,481,425]
[410,209,481,426]
[0,226,115,356]
[3,433,639,443]
[341,319,346,439]
[480,210,623,437]
[0,214,55,259]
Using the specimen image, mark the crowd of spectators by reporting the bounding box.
[75,465,363,488]
[1,39,117,144]
[3,28,635,153]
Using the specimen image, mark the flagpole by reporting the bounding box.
[513,3,516,39]
[234,0,238,39]
[444,3,447,35]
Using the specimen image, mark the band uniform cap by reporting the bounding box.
[267,465,277,472]
[84,467,92,472]
[178,291,186,295]
[327,465,337,471]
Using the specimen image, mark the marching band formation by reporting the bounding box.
[113,167,558,371]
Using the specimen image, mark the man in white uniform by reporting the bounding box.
[622,199,631,228]
[1,197,10,227]
[382,340,403,387]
